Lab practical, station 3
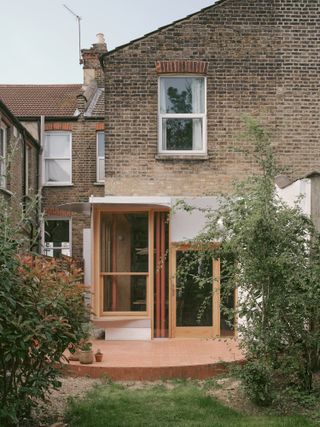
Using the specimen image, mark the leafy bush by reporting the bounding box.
[240,359,274,406]
[187,118,320,404]
[0,200,90,426]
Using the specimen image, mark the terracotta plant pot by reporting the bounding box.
[95,352,103,362]
[79,350,94,364]
[68,348,81,361]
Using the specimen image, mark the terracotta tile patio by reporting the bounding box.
[63,338,245,381]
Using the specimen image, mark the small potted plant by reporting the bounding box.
[79,341,94,364]
[95,349,103,362]
[68,343,80,361]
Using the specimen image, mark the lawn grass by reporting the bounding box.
[65,382,316,427]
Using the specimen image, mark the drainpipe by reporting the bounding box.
[22,129,26,209]
[37,115,45,253]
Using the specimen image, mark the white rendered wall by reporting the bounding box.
[170,197,220,243]
[276,179,311,216]
[105,328,152,341]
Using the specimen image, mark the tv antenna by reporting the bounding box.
[63,4,82,64]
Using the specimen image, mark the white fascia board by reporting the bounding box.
[89,196,172,208]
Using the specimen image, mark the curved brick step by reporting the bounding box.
[63,360,245,381]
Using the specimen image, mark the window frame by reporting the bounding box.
[100,211,149,316]
[158,75,207,155]
[42,217,72,258]
[96,131,105,183]
[25,144,31,196]
[43,131,72,186]
[0,125,7,189]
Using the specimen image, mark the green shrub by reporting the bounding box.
[185,117,320,405]
[240,360,274,406]
[0,201,90,426]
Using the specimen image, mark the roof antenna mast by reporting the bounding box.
[63,4,82,64]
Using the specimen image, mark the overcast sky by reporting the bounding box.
[1,0,216,84]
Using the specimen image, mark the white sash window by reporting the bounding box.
[44,132,72,185]
[97,131,105,183]
[159,77,206,154]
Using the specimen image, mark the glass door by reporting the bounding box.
[172,247,220,338]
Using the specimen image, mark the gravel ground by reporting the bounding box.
[34,376,100,426]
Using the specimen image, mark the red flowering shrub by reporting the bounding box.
[0,253,90,426]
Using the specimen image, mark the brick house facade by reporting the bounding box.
[86,0,320,341]
[1,1,319,341]
[0,99,40,233]
[100,0,320,197]
[0,35,107,263]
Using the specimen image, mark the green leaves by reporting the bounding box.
[0,195,90,425]
[189,118,320,404]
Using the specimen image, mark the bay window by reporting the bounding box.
[159,76,206,154]
[44,132,71,185]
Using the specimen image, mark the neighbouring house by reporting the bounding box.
[0,98,40,246]
[84,0,320,341]
[0,34,107,285]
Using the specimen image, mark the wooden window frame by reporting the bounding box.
[93,207,168,321]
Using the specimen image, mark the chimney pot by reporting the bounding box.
[96,33,106,45]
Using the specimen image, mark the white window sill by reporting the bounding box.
[94,182,105,186]
[155,154,209,161]
[43,183,74,187]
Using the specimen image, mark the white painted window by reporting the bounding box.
[25,145,31,196]
[44,132,72,185]
[0,126,7,188]
[97,131,105,182]
[44,218,71,258]
[158,76,207,154]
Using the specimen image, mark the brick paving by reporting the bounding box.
[64,338,244,380]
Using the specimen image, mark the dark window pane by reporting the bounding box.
[176,251,213,327]
[103,275,147,312]
[45,220,69,242]
[100,213,149,273]
[163,118,202,151]
[220,256,236,336]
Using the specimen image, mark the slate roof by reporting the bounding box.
[0,84,82,118]
[84,88,104,118]
[0,98,40,148]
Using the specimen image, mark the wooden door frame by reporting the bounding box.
[170,244,221,338]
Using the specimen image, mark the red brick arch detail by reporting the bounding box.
[44,208,72,218]
[95,122,104,131]
[45,123,72,131]
[155,60,209,74]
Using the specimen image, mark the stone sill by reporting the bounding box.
[94,182,104,186]
[155,154,209,161]
[43,183,75,188]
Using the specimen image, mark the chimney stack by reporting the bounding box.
[81,33,107,88]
